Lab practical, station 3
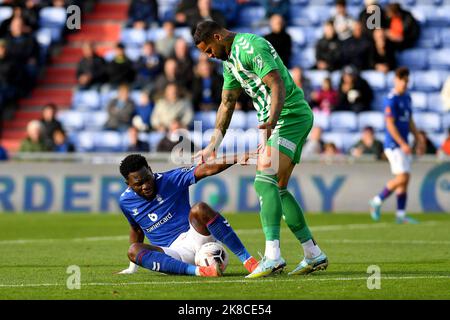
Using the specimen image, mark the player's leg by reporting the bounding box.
[189,202,258,273]
[127,242,221,277]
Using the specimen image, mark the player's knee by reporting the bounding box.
[127,243,142,262]
[190,202,215,220]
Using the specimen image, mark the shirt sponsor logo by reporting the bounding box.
[145,212,173,233]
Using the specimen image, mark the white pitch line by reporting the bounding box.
[0,221,443,245]
[0,275,449,288]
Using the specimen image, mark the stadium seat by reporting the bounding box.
[246,111,259,130]
[228,110,247,129]
[358,111,385,132]
[330,111,358,132]
[39,7,67,28]
[245,128,260,151]
[427,93,445,113]
[36,28,53,63]
[76,131,97,152]
[289,6,321,27]
[442,29,450,48]
[347,6,362,19]
[83,111,108,131]
[443,113,450,130]
[94,131,123,152]
[410,91,428,111]
[413,112,442,133]
[313,111,331,131]
[306,70,330,89]
[57,111,84,132]
[330,71,342,89]
[72,90,101,110]
[193,111,217,131]
[397,49,428,70]
[120,28,147,47]
[361,71,386,91]
[148,132,165,152]
[174,27,193,44]
[426,6,450,27]
[306,0,333,5]
[303,27,322,46]
[371,92,387,112]
[428,49,450,70]
[322,132,359,153]
[298,47,316,70]
[146,27,165,42]
[413,71,442,92]
[0,6,12,24]
[286,27,306,48]
[417,28,442,48]
[100,90,118,109]
[125,46,141,62]
[236,5,266,27]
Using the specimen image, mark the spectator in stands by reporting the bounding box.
[0,5,37,37]
[134,41,163,91]
[291,66,312,103]
[132,90,153,132]
[311,78,338,114]
[184,0,227,34]
[261,0,290,22]
[40,103,63,149]
[126,126,150,152]
[359,0,388,38]
[155,20,177,59]
[5,17,39,95]
[350,126,383,159]
[323,142,340,156]
[341,21,372,71]
[171,37,194,91]
[369,28,396,73]
[127,0,158,29]
[76,42,107,89]
[154,58,184,99]
[19,120,49,152]
[192,59,222,111]
[0,144,8,161]
[413,130,437,156]
[0,39,18,110]
[302,126,324,157]
[104,84,136,131]
[315,20,342,71]
[157,120,197,153]
[336,65,373,113]
[441,76,450,113]
[384,3,420,51]
[52,128,75,153]
[264,14,291,67]
[331,0,354,41]
[151,83,193,132]
[439,128,450,156]
[106,43,136,87]
[175,0,197,26]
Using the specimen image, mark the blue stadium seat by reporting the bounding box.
[174,27,193,44]
[289,6,323,27]
[148,132,165,152]
[417,28,442,48]
[397,49,428,70]
[358,111,385,132]
[245,128,260,151]
[410,91,428,111]
[83,111,108,131]
[442,29,450,48]
[313,111,331,131]
[286,27,306,48]
[306,70,330,89]
[427,92,445,113]
[246,111,259,130]
[330,70,342,88]
[303,27,322,46]
[72,90,101,110]
[57,110,84,132]
[193,111,217,131]
[36,28,52,63]
[371,92,387,112]
[76,131,97,152]
[306,0,334,5]
[94,131,123,152]
[443,113,450,130]
[361,71,386,92]
[0,7,12,24]
[298,47,316,69]
[413,71,442,92]
[428,49,450,70]
[125,46,141,62]
[39,7,66,28]
[146,27,165,42]
[120,28,147,47]
[100,89,118,108]
[413,112,442,133]
[330,111,358,132]
[237,5,266,27]
[228,110,247,129]
[347,6,362,19]
[413,5,450,27]
[290,0,310,5]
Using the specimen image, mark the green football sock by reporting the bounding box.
[254,171,282,241]
[280,187,312,243]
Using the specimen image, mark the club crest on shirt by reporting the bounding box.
[254,54,264,69]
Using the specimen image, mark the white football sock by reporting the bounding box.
[372,196,382,205]
[396,210,406,219]
[302,239,322,259]
[265,240,280,260]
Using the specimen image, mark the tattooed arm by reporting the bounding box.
[259,70,286,137]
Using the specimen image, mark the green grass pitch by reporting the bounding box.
[0,213,449,300]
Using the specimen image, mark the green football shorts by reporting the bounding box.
[266,107,314,164]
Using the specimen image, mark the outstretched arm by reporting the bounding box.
[194,152,252,181]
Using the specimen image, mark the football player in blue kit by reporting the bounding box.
[116,153,259,277]
[369,67,420,224]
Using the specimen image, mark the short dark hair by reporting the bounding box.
[193,20,222,45]
[336,0,347,6]
[120,154,149,179]
[363,126,374,134]
[395,66,410,79]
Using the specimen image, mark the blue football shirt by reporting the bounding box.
[119,166,197,247]
[383,91,412,149]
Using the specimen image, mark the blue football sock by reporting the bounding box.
[207,214,251,263]
[136,249,197,276]
[397,193,407,211]
[378,186,393,201]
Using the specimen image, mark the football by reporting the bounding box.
[195,242,229,272]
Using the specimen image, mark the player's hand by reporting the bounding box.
[238,151,257,165]
[115,262,139,275]
[194,144,217,164]
[400,143,412,155]
[258,122,273,142]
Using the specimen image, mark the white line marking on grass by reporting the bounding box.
[0,221,442,245]
[0,275,449,288]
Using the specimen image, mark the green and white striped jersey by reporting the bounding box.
[223,33,309,123]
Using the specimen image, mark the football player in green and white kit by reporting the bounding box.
[193,21,328,278]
